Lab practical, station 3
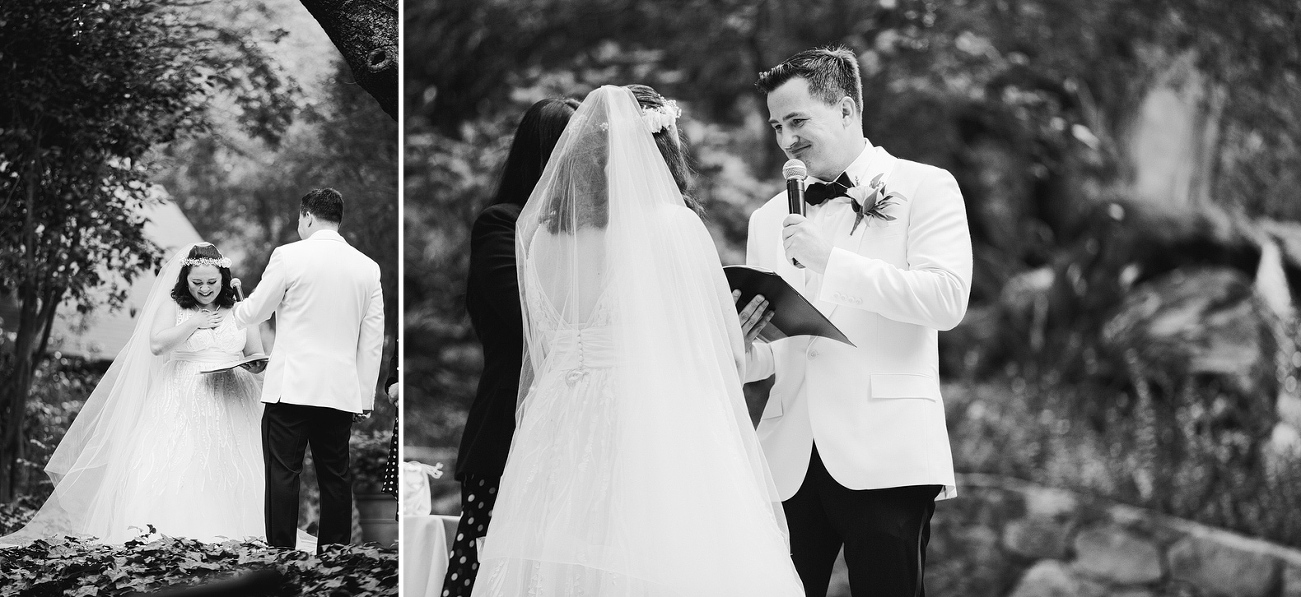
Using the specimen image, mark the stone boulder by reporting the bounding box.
[1009,560,1108,597]
[1004,517,1072,560]
[1046,201,1260,348]
[1071,524,1163,585]
[1101,267,1278,401]
[1167,536,1281,597]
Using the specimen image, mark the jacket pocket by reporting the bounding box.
[869,373,940,401]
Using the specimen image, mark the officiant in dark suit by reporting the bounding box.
[443,97,579,597]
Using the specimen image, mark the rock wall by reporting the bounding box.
[913,474,1301,597]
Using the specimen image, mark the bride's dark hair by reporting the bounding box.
[170,244,236,309]
[624,84,705,220]
[493,97,582,208]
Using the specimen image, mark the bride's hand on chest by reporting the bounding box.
[194,309,225,330]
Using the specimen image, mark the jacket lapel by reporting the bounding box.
[819,148,902,323]
[848,150,900,256]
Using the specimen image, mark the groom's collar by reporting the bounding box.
[808,142,891,189]
[306,229,346,243]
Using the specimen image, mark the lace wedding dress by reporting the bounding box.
[1,244,270,547]
[86,308,265,543]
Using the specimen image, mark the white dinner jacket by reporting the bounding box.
[234,229,384,413]
[745,144,972,501]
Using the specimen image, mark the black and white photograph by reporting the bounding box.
[0,0,398,595]
[6,0,1301,595]
[404,1,1301,597]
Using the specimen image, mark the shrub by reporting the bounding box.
[350,428,393,495]
[947,375,1301,547]
[18,356,103,503]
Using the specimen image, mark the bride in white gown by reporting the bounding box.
[1,242,268,546]
[471,86,804,596]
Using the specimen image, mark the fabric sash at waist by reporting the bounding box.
[169,350,243,365]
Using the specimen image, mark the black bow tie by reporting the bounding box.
[804,172,853,206]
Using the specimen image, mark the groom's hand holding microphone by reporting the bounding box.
[782,215,833,274]
[781,159,833,274]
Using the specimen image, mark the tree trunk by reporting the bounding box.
[298,0,398,121]
[0,177,42,503]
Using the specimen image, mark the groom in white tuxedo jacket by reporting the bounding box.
[744,47,971,596]
[234,188,385,551]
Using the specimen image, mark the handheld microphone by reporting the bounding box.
[783,159,807,268]
[231,278,244,302]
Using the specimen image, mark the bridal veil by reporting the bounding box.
[1,243,197,545]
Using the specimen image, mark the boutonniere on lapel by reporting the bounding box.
[844,173,909,235]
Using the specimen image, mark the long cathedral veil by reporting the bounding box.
[480,86,798,595]
[1,243,197,546]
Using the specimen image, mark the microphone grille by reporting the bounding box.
[782,159,807,180]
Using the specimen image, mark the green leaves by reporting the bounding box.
[0,0,315,504]
[0,534,397,597]
[350,428,394,494]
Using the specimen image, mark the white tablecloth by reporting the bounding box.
[402,514,459,597]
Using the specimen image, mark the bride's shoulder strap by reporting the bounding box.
[151,298,182,330]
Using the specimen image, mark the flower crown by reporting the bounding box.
[641,99,681,134]
[182,244,231,269]
[182,256,232,268]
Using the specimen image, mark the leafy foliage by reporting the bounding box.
[0,0,303,501]
[17,357,103,506]
[0,533,396,596]
[350,427,394,495]
[0,0,193,502]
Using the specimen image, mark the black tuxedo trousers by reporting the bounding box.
[784,443,941,597]
[262,402,354,551]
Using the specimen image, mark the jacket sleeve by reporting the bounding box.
[469,207,524,338]
[233,248,288,328]
[356,264,385,411]
[817,168,972,330]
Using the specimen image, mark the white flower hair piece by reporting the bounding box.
[641,99,682,134]
[182,257,232,268]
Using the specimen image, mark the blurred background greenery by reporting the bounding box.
[405,0,1301,546]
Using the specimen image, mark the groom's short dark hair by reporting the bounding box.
[755,45,863,115]
[300,188,344,224]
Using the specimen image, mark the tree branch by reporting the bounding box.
[298,0,397,120]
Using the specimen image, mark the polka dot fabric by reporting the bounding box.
[440,474,499,597]
[381,417,399,500]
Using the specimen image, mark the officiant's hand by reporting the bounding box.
[353,409,372,423]
[782,214,832,274]
[734,290,774,350]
